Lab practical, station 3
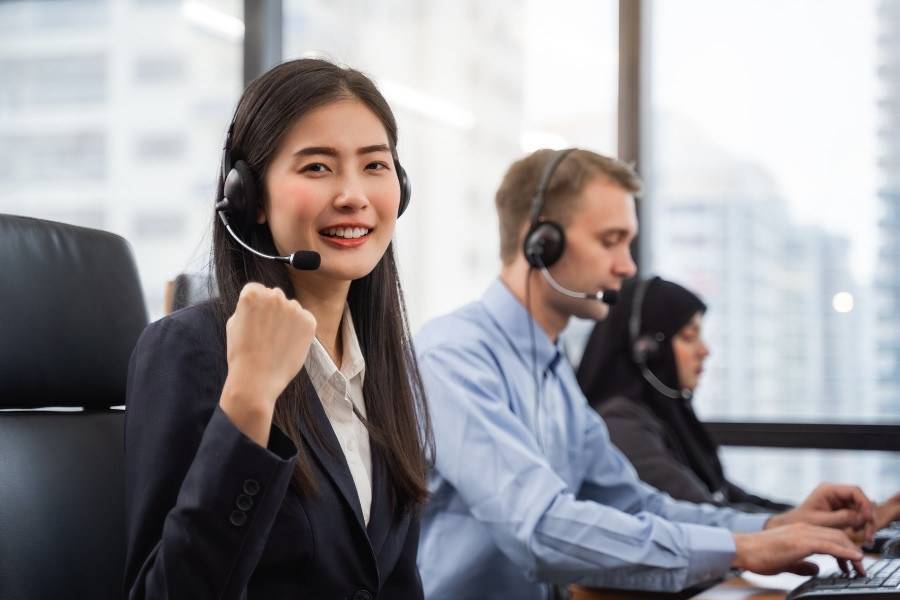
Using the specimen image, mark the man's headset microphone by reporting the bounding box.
[214,123,412,270]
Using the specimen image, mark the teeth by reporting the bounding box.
[324,227,369,239]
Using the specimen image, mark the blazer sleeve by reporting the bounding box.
[124,307,299,600]
[598,397,724,507]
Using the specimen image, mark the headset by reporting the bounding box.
[523,148,574,269]
[522,148,617,304]
[629,276,690,399]
[214,123,412,270]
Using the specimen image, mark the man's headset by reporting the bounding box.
[214,123,412,270]
[522,148,617,305]
[629,276,691,399]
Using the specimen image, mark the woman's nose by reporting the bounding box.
[333,174,370,211]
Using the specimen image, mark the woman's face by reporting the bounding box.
[672,311,709,391]
[259,98,400,288]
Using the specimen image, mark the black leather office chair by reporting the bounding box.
[0,214,148,600]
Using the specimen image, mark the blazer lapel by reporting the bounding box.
[296,377,367,530]
[366,445,391,556]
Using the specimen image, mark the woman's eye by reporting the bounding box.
[366,161,389,171]
[302,163,328,173]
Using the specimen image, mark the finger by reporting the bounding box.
[828,485,871,510]
[814,508,869,530]
[851,558,867,577]
[864,519,875,543]
[837,559,849,575]
[787,561,820,577]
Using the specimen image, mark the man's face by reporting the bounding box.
[542,176,639,322]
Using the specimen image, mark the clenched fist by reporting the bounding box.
[219,283,317,446]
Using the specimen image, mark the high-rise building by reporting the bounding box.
[876,0,900,411]
[0,0,242,318]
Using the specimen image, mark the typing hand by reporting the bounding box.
[733,523,866,577]
[767,483,876,544]
[845,492,900,546]
[874,492,900,531]
[220,282,317,446]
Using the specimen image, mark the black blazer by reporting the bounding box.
[124,302,423,599]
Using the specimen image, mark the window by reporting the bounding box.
[0,0,242,315]
[283,0,618,329]
[648,0,900,501]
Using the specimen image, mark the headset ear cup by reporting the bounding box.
[223,160,258,236]
[632,334,660,365]
[396,161,411,217]
[523,221,565,268]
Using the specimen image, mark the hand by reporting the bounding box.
[766,483,876,543]
[220,283,317,446]
[733,523,866,577]
[846,492,900,545]
[875,492,900,530]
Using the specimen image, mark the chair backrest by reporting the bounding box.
[0,214,148,600]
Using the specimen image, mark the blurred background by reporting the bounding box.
[2,0,899,505]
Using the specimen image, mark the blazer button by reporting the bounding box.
[229,510,247,526]
[352,591,372,600]
[243,479,260,496]
[236,494,254,511]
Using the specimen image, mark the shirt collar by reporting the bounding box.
[339,304,365,382]
[482,278,564,376]
[307,304,366,384]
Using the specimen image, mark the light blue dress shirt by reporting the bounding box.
[415,279,769,600]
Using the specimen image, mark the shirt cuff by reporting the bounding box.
[683,524,737,584]
[730,511,770,533]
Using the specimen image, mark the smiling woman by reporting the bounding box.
[124,57,433,600]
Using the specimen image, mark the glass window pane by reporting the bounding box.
[648,0,890,423]
[283,0,618,329]
[0,0,243,317]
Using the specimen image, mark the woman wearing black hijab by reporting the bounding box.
[576,276,793,513]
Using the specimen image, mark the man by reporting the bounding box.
[415,148,873,599]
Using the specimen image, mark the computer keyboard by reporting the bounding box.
[786,557,900,599]
[864,522,900,554]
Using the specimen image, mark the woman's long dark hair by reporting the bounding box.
[211,58,432,521]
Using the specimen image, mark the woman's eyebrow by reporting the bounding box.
[291,144,392,159]
[358,144,391,155]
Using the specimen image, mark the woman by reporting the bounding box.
[125,58,432,599]
[576,276,793,513]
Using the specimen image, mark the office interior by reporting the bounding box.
[2,0,900,507]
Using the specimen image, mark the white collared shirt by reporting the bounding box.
[304,305,373,524]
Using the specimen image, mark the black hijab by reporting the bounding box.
[576,276,726,495]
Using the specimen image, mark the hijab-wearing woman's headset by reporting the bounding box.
[629,277,691,400]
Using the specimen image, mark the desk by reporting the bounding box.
[570,577,788,600]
